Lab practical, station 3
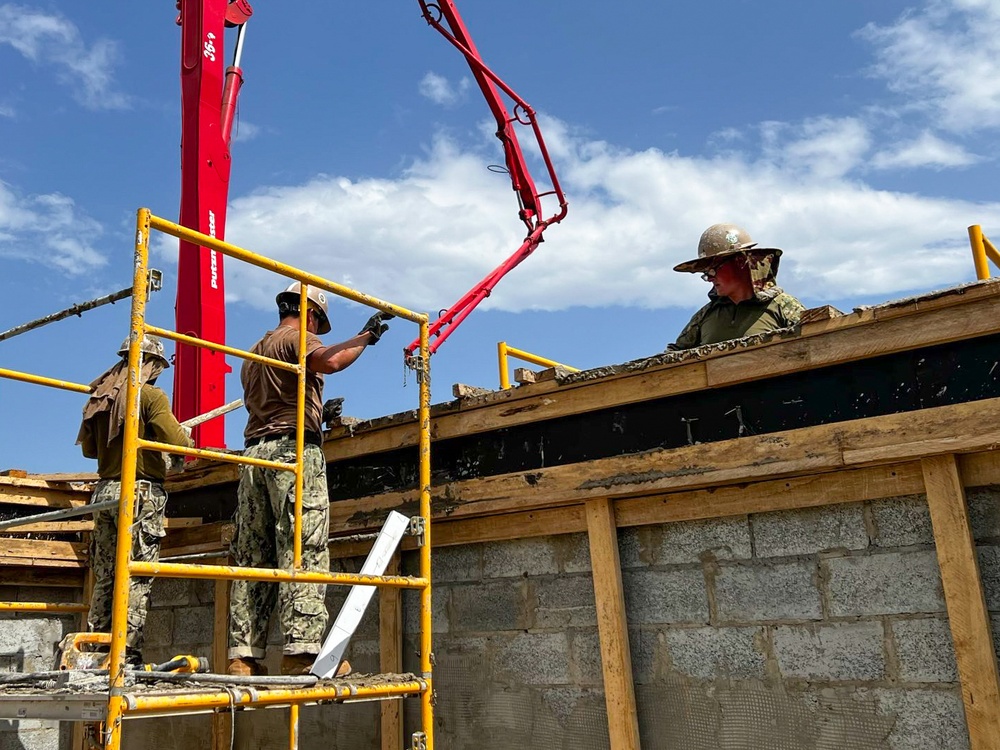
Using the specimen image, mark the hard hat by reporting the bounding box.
[673,223,781,274]
[276,282,331,335]
[118,334,169,368]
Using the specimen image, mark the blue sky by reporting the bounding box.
[1,0,998,473]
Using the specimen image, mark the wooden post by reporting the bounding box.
[211,578,233,750]
[585,497,641,750]
[922,454,1000,750]
[380,553,403,750]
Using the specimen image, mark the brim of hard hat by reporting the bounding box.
[314,312,331,335]
[672,246,782,274]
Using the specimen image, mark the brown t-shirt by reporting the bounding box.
[79,385,192,481]
[242,326,325,441]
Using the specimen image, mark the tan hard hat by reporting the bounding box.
[276,282,331,334]
[673,223,781,273]
[118,334,169,368]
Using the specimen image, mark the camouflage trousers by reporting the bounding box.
[89,479,168,653]
[229,438,330,658]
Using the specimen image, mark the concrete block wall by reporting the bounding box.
[400,488,1000,750]
[0,586,78,750]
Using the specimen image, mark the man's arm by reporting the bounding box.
[668,307,707,351]
[307,333,372,374]
[143,387,194,448]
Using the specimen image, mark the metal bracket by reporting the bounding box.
[680,416,699,446]
[725,405,751,437]
[412,731,428,750]
[148,269,163,293]
[405,354,427,384]
[408,516,426,547]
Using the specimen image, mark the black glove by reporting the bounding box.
[358,312,394,345]
[322,397,344,426]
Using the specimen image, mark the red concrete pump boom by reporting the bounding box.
[172,1,566,447]
[403,1,568,359]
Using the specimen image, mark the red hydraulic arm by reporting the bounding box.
[404,1,568,359]
[173,0,251,448]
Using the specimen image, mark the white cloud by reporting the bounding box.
[759,117,872,180]
[860,0,1000,131]
[219,118,989,317]
[0,183,106,273]
[418,72,469,107]
[0,4,128,110]
[0,102,13,118]
[872,130,980,169]
[233,120,262,143]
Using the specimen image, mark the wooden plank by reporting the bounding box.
[586,498,640,750]
[1,522,93,533]
[211,577,232,750]
[0,566,84,585]
[513,367,537,385]
[0,556,83,569]
[0,488,88,509]
[922,455,1000,750]
[380,553,403,750]
[799,305,844,325]
[0,538,86,562]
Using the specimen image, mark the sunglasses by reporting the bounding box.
[701,256,735,281]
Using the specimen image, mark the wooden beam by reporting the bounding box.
[328,398,1000,531]
[211,577,233,750]
[0,566,83,586]
[0,538,86,563]
[922,455,1000,750]
[380,553,403,750]
[586,497,640,750]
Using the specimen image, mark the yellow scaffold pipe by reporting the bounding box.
[497,341,579,390]
[146,325,300,373]
[969,224,1000,280]
[137,437,297,472]
[418,320,436,748]
[0,602,88,613]
[129,560,429,589]
[0,367,92,394]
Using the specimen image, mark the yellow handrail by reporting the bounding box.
[969,225,1000,280]
[497,341,579,389]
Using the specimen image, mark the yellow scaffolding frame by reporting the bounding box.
[0,207,436,750]
[497,341,579,389]
[969,224,1000,280]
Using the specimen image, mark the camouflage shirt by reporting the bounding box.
[670,288,804,350]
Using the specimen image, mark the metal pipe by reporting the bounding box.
[123,680,426,714]
[106,207,153,750]
[0,287,133,343]
[181,399,244,429]
[970,225,990,280]
[148,214,427,324]
[0,602,88,613]
[503,344,579,372]
[294,285,308,570]
[129,560,428,589]
[498,341,510,389]
[418,320,436,749]
[147,325,299,373]
[137,437,296,471]
[0,498,116,531]
[984,235,1000,268]
[0,366,92,394]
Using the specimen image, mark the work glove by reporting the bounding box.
[322,397,344,427]
[358,312,394,345]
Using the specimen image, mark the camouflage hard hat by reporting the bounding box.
[118,334,169,368]
[276,282,331,335]
[673,223,781,274]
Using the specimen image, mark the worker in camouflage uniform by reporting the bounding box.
[77,334,192,666]
[228,282,391,677]
[669,223,804,350]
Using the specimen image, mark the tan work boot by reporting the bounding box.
[227,657,266,676]
[281,654,352,677]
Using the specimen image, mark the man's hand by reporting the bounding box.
[358,312,394,345]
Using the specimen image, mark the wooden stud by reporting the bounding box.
[585,497,640,750]
[922,454,1000,750]
[380,553,403,750]
[211,577,233,750]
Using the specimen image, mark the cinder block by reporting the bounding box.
[150,577,191,608]
[870,688,969,750]
[623,568,709,625]
[144,609,174,648]
[752,505,867,558]
[401,586,449,636]
[773,621,885,681]
[825,551,944,616]
[172,605,214,647]
[533,574,596,629]
[450,579,529,633]
[977,545,1000,611]
[968,486,1000,540]
[568,629,603,685]
[191,579,216,605]
[617,527,648,569]
[715,560,822,622]
[431,544,483,583]
[554,532,592,574]
[663,625,767,680]
[869,495,934,548]
[891,617,958,683]
[483,537,559,579]
[494,631,571,686]
[655,516,753,564]
[15,587,78,603]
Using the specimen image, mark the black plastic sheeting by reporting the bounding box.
[166,332,1000,520]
